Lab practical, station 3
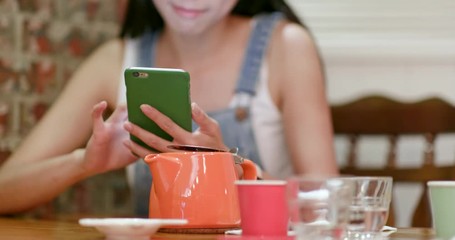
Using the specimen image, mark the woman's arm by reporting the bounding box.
[0,39,127,214]
[268,21,339,175]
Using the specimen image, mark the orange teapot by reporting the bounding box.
[144,149,257,229]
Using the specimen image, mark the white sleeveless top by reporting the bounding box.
[118,39,293,180]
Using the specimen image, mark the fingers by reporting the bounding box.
[125,103,225,152]
[123,103,177,152]
[139,104,191,143]
[191,102,221,135]
[123,139,156,159]
[109,104,128,123]
[123,121,172,153]
[91,101,108,134]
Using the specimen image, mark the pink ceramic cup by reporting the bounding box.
[235,180,289,237]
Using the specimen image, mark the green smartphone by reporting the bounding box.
[125,67,192,151]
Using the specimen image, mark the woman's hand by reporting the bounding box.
[82,101,138,175]
[123,102,247,178]
[123,102,228,158]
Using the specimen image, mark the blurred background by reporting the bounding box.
[0,0,454,227]
[0,0,130,219]
[292,0,455,228]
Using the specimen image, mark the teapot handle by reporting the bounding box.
[240,159,257,180]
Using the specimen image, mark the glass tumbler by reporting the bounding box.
[287,176,354,240]
[345,176,393,239]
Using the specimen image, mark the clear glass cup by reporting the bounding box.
[344,176,393,239]
[287,176,354,240]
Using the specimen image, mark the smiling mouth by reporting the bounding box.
[172,4,207,19]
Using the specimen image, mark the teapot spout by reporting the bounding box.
[144,153,182,194]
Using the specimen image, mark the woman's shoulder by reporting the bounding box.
[266,17,324,97]
[267,17,321,74]
[80,38,125,80]
[90,38,124,61]
[73,38,125,102]
[270,18,317,57]
[69,38,124,76]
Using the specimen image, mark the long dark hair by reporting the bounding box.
[120,0,304,38]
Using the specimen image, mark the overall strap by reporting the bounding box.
[235,12,283,95]
[137,30,159,67]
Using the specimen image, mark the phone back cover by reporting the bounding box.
[125,67,191,150]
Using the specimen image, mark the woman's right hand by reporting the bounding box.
[82,101,138,175]
[123,102,229,158]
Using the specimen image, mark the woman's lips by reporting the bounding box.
[172,5,207,19]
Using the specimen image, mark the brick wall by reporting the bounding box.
[0,0,132,218]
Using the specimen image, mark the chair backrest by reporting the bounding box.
[331,95,455,227]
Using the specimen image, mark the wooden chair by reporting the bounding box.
[331,95,455,227]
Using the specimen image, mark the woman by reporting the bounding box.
[0,0,337,215]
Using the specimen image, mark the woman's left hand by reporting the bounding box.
[123,102,228,158]
[83,101,138,175]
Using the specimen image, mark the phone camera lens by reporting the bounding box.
[133,72,139,77]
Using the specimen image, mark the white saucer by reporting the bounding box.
[79,218,188,240]
[225,229,296,237]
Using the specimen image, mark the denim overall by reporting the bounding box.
[131,12,283,217]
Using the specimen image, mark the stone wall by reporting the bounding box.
[0,0,132,218]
